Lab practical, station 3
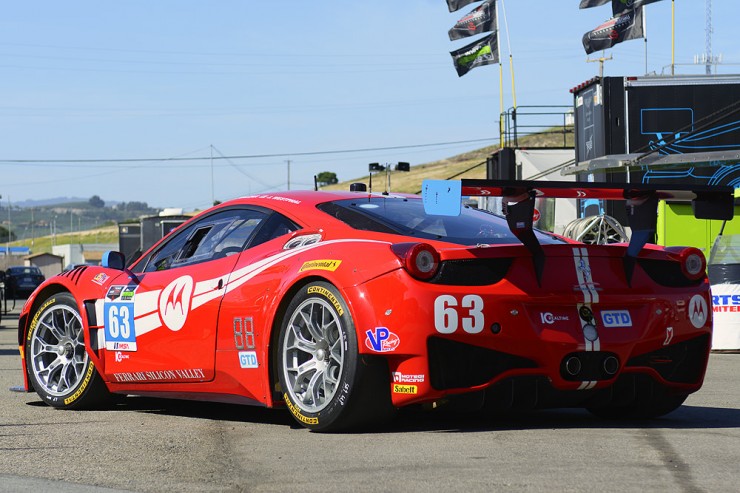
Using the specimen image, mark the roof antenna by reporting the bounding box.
[313,175,318,191]
[369,172,373,194]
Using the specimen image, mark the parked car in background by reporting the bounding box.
[5,266,45,298]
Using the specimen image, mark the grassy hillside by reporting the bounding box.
[9,226,118,254]
[321,127,573,194]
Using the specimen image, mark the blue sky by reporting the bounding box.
[0,0,737,210]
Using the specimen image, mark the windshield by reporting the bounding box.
[318,197,565,246]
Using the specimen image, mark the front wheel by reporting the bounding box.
[25,292,111,409]
[277,282,393,431]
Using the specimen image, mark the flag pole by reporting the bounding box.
[643,6,648,75]
[500,0,517,111]
[496,0,504,148]
[671,0,675,75]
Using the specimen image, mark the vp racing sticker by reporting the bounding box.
[365,327,400,352]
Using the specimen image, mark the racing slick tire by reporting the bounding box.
[25,292,112,409]
[587,391,688,420]
[277,281,394,432]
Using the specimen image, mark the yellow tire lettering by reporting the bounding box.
[63,361,95,406]
[283,393,319,425]
[306,286,344,316]
[27,298,56,341]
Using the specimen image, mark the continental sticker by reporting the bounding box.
[307,286,344,316]
[393,384,418,395]
[284,393,319,425]
[300,259,341,272]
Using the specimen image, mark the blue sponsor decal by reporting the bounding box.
[238,351,258,369]
[601,310,632,328]
[364,327,400,352]
[104,301,137,351]
[712,294,740,306]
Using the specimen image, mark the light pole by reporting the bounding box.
[368,162,410,194]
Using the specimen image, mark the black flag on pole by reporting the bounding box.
[446,0,480,13]
[582,7,644,54]
[579,0,610,8]
[611,0,665,15]
[449,0,496,41]
[450,32,499,77]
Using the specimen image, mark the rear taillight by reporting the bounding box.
[679,248,706,280]
[391,242,440,280]
[666,246,706,281]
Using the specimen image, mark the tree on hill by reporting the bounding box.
[0,225,16,243]
[89,195,105,208]
[316,171,338,187]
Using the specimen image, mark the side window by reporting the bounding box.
[142,209,267,272]
[249,213,301,248]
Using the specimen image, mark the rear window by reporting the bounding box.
[8,267,41,275]
[317,197,565,246]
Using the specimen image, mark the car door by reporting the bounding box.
[102,207,268,384]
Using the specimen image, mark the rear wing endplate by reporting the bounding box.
[422,179,735,285]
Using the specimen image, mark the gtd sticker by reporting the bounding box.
[365,327,400,352]
[104,302,136,351]
[688,294,708,328]
[238,351,259,368]
[601,310,632,328]
[159,276,194,331]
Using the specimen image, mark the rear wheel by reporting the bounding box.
[277,281,393,431]
[25,292,111,409]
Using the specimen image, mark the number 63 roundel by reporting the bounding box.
[434,294,484,334]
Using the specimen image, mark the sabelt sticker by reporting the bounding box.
[393,384,418,395]
[365,327,400,352]
[688,294,708,329]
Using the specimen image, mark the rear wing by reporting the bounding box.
[422,179,735,284]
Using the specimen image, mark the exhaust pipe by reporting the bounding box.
[603,356,619,376]
[564,356,582,376]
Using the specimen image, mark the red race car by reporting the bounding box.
[16,179,734,431]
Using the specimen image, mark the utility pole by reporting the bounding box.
[587,53,612,78]
[210,144,215,205]
[286,160,291,191]
[6,196,10,255]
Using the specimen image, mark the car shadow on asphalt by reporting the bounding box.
[56,396,740,434]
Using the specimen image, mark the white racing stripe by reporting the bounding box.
[573,247,602,390]
[96,238,392,338]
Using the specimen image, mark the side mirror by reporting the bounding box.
[102,251,126,271]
